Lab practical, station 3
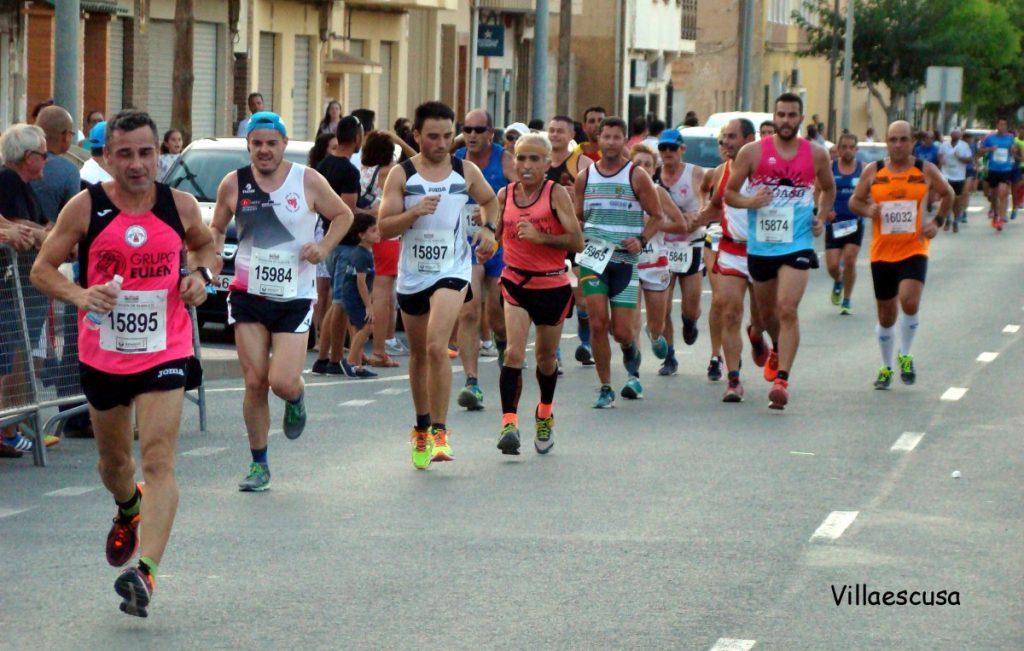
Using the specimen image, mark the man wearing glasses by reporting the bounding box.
[452,109,518,411]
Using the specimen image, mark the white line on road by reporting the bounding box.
[710,639,756,651]
[941,387,968,401]
[0,507,31,519]
[890,432,925,453]
[45,486,99,497]
[376,387,408,395]
[810,511,859,542]
[966,206,984,213]
[976,352,998,362]
[206,373,414,393]
[339,399,375,407]
[1002,324,1020,333]
[181,446,228,457]
[789,451,815,456]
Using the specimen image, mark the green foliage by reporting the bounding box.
[794,0,1023,121]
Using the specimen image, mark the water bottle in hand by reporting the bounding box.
[83,274,123,331]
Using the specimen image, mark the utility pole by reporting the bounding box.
[54,0,80,129]
[841,0,853,133]
[469,1,479,109]
[738,0,754,110]
[827,0,840,140]
[532,0,550,121]
[556,0,573,116]
[171,0,195,144]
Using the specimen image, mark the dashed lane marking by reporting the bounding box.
[1002,324,1020,333]
[890,432,925,453]
[181,446,228,457]
[810,511,859,542]
[376,387,408,395]
[710,639,756,651]
[45,486,99,497]
[0,507,32,519]
[976,352,998,362]
[339,399,376,407]
[941,387,968,401]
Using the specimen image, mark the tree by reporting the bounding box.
[795,0,1023,125]
[171,0,195,144]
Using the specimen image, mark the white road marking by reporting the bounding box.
[810,510,859,542]
[45,486,99,497]
[0,507,31,519]
[789,451,815,456]
[339,399,375,407]
[1002,324,1020,333]
[890,432,925,453]
[966,206,984,213]
[207,372,419,393]
[181,446,228,457]
[976,352,998,362]
[710,639,756,651]
[376,387,408,395]
[941,387,968,401]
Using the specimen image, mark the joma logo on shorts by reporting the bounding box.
[157,368,185,379]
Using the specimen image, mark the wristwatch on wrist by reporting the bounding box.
[483,223,497,233]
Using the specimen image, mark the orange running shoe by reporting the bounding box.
[763,350,779,382]
[769,378,789,410]
[748,325,769,367]
[114,566,155,618]
[431,426,454,462]
[106,483,143,567]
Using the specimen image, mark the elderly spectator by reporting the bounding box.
[79,121,113,186]
[0,124,53,454]
[31,106,81,222]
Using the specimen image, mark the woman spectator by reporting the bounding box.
[316,101,343,136]
[157,129,183,177]
[357,130,404,367]
[308,132,340,348]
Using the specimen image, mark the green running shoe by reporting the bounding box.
[457,383,485,411]
[534,410,554,454]
[497,422,521,455]
[410,428,433,470]
[646,326,669,359]
[874,366,893,390]
[831,281,843,306]
[283,394,307,440]
[621,376,643,400]
[238,463,271,492]
[897,353,916,385]
[594,385,616,409]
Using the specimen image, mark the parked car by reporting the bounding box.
[679,127,723,169]
[856,141,887,165]
[161,137,314,326]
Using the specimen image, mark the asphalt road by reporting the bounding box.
[1,203,1022,650]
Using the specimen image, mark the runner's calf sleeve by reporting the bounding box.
[500,365,523,415]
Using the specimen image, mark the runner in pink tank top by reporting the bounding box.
[494,135,583,455]
[30,110,217,618]
[78,182,194,374]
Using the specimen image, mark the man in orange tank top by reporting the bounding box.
[848,120,953,389]
[31,110,218,617]
[493,134,583,455]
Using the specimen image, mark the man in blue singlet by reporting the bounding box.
[452,109,518,410]
[979,117,1021,230]
[824,134,864,315]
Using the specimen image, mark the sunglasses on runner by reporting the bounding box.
[462,126,489,134]
[657,144,680,152]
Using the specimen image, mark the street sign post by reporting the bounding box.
[926,66,963,134]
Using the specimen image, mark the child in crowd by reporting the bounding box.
[340,213,381,378]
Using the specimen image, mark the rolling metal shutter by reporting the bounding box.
[347,40,364,111]
[379,41,393,129]
[258,32,276,111]
[147,20,174,135]
[292,35,311,140]
[107,17,123,114]
[191,22,218,139]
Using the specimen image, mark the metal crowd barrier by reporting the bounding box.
[0,245,207,467]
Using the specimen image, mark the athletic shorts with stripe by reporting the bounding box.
[579,261,639,309]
